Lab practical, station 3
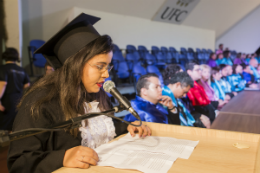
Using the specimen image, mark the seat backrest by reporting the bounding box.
[132,64,146,75]
[161,46,168,54]
[151,46,160,55]
[169,47,177,53]
[146,65,164,85]
[126,45,137,53]
[188,48,194,53]
[29,39,46,67]
[196,48,201,53]
[113,44,121,52]
[145,53,157,65]
[181,47,187,53]
[155,52,166,63]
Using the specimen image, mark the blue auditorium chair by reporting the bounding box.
[113,44,121,53]
[138,45,149,60]
[126,45,137,53]
[154,52,166,69]
[115,61,130,84]
[28,39,47,76]
[151,46,160,56]
[126,53,142,72]
[146,65,164,85]
[169,47,179,63]
[132,64,147,87]
[161,46,168,55]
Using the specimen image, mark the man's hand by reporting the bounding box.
[127,121,152,138]
[159,96,175,110]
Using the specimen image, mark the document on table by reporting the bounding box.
[95,133,199,173]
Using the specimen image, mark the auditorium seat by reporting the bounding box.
[146,65,164,85]
[132,64,147,87]
[28,39,47,76]
[151,46,160,56]
[138,45,149,60]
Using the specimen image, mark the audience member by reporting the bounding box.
[199,64,227,109]
[227,64,247,92]
[207,53,217,68]
[0,48,30,131]
[124,73,180,125]
[210,67,231,102]
[249,58,260,80]
[242,64,258,88]
[223,50,233,66]
[233,53,242,65]
[241,53,248,65]
[162,65,210,128]
[186,63,216,123]
[163,72,210,128]
[219,64,237,97]
[216,44,223,55]
[162,64,183,84]
[216,53,225,66]
[45,62,55,75]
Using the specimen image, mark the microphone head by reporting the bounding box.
[103,80,115,93]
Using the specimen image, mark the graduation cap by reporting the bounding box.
[35,13,101,69]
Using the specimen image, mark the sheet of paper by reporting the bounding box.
[95,133,199,173]
[97,149,177,173]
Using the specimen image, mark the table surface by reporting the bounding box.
[211,112,260,133]
[220,90,260,116]
[53,122,260,173]
[211,90,260,134]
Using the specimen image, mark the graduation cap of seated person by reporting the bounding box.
[35,13,101,69]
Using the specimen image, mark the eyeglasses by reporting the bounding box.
[88,63,113,73]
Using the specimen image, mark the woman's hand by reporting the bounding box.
[63,146,99,169]
[127,121,152,138]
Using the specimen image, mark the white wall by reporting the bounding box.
[73,7,215,52]
[216,5,260,54]
[21,0,215,70]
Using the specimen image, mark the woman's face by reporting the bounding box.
[81,51,113,93]
[218,54,223,59]
[213,72,222,81]
[236,65,243,74]
[201,68,210,81]
[211,54,216,60]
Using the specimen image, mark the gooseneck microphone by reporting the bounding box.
[103,81,140,119]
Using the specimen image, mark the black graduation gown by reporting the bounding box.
[7,88,128,173]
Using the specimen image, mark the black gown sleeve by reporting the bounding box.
[113,119,128,137]
[167,108,180,125]
[7,90,81,173]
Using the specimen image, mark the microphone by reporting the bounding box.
[103,81,140,119]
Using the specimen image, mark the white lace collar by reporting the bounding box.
[79,102,116,149]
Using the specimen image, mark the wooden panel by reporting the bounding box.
[53,122,260,173]
[211,113,260,134]
[221,91,260,115]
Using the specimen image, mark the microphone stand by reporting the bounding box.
[0,104,142,147]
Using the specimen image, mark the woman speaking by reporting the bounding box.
[7,13,151,173]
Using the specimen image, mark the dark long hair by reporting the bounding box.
[18,35,113,136]
[210,67,220,83]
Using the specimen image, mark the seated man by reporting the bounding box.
[242,64,258,88]
[186,62,216,123]
[219,64,237,97]
[162,72,210,128]
[249,58,260,81]
[124,73,180,125]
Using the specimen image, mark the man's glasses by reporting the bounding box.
[88,63,113,73]
[194,68,202,72]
